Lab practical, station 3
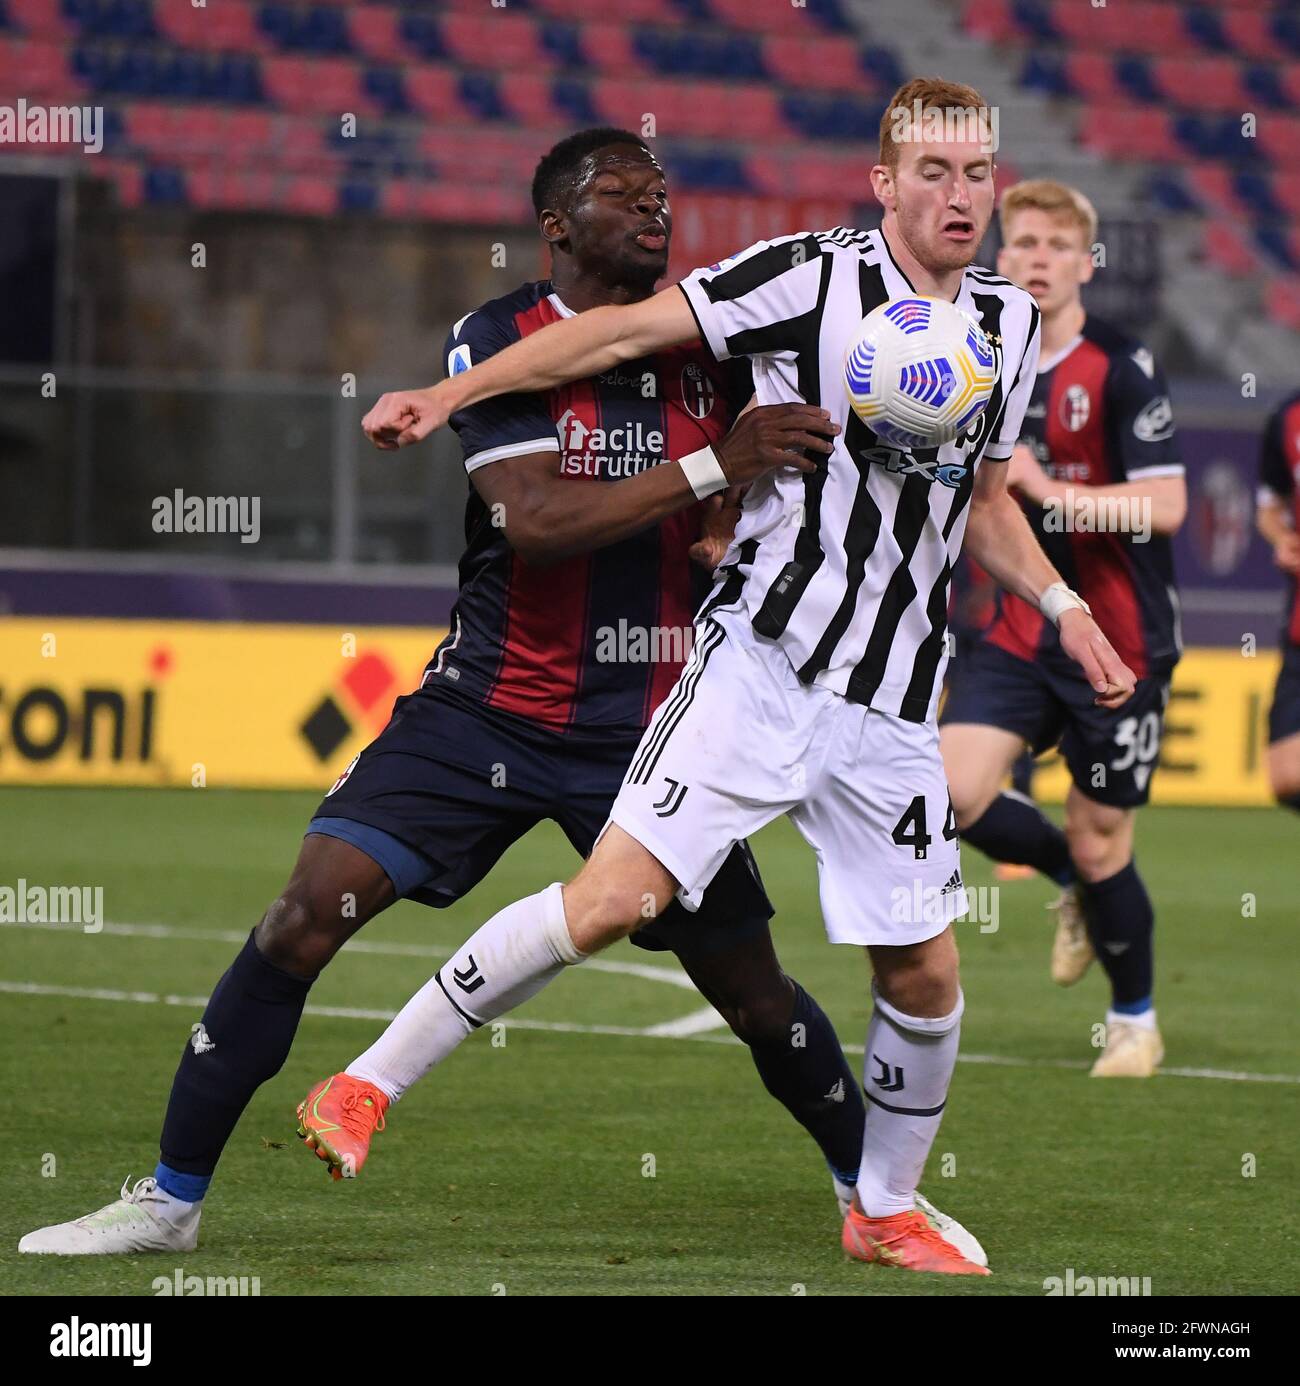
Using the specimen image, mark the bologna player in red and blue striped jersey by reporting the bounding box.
[1256,389,1300,813]
[941,180,1187,1079]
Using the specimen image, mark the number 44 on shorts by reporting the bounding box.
[891,795,959,861]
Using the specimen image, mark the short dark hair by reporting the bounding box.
[531,127,652,218]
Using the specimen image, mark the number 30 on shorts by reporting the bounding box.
[1111,711,1162,773]
[891,794,959,861]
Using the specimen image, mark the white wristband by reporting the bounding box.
[678,444,729,500]
[1039,581,1092,626]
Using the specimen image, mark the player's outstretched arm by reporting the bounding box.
[964,457,1136,708]
[363,285,698,451]
[472,405,837,567]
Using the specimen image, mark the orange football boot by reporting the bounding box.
[296,1074,389,1181]
[842,1205,991,1275]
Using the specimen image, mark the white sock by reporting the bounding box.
[855,984,963,1219]
[348,883,584,1101]
[1107,1006,1156,1031]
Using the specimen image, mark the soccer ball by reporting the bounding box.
[844,296,998,451]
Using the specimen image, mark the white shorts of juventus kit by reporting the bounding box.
[607,606,969,947]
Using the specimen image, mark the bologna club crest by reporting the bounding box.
[680,362,715,420]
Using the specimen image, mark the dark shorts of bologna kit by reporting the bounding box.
[306,685,773,955]
[941,639,1174,809]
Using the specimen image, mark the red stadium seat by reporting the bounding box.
[347,5,407,65]
[762,35,866,93]
[724,85,787,144]
[1151,57,1249,114]
[498,71,560,127]
[581,23,646,76]
[406,67,462,122]
[1258,114,1300,169]
[0,38,68,99]
[262,57,371,116]
[155,0,260,54]
[282,175,336,217]
[1063,52,1122,103]
[5,0,72,40]
[1271,175,1300,219]
[960,0,1022,44]
[1051,0,1189,53]
[1188,162,1239,216]
[1077,104,1179,161]
[1221,9,1277,62]
[533,0,681,25]
[439,12,547,71]
[1203,220,1259,278]
[707,0,821,35]
[1264,276,1300,332]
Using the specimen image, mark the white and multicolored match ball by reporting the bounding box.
[844,296,999,452]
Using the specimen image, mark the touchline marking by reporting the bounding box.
[2,978,1297,1085]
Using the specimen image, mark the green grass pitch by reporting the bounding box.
[2,787,1297,1296]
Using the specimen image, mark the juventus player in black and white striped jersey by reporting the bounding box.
[360,78,1136,1276]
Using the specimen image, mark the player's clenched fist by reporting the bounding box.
[362,385,451,450]
[714,404,840,486]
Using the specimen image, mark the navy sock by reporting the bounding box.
[746,981,864,1186]
[1280,793,1300,816]
[963,791,1074,886]
[1080,861,1154,1010]
[157,930,315,1195]
[1010,751,1035,798]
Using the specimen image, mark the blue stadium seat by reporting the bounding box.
[301,8,350,56]
[398,13,443,61]
[1010,0,1057,42]
[1255,224,1298,272]
[807,0,853,33]
[364,68,408,115]
[666,149,750,192]
[213,54,262,104]
[144,165,187,205]
[1243,64,1289,110]
[1144,172,1198,214]
[859,47,903,89]
[1019,52,1070,99]
[1272,11,1300,58]
[457,72,507,122]
[538,22,584,68]
[1235,171,1283,220]
[340,182,379,214]
[1183,4,1226,53]
[782,92,878,141]
[1115,56,1160,105]
[552,77,597,125]
[159,50,206,100]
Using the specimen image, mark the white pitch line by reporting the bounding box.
[0,917,708,991]
[2,978,1298,1086]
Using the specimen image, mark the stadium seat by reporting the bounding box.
[1079,104,1179,162]
[1203,220,1260,278]
[7,0,73,38]
[1152,56,1250,114]
[405,66,461,122]
[439,11,545,71]
[346,5,406,65]
[761,33,867,91]
[960,0,1022,44]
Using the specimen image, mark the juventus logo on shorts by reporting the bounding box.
[652,777,688,817]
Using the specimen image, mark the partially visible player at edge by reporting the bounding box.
[1256,387,1300,814]
[940,180,1186,1079]
[353,77,1136,1275]
[19,128,979,1258]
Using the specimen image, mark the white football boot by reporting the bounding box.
[1048,884,1094,986]
[1091,1020,1164,1078]
[19,1176,201,1255]
[832,1176,988,1268]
